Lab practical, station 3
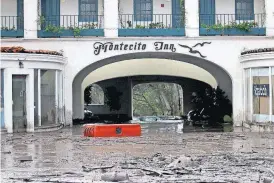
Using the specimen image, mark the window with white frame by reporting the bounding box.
[79,0,98,22]
[235,0,254,20]
[244,67,274,123]
[251,68,269,117]
[134,0,153,21]
[244,69,251,121]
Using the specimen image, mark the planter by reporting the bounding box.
[199,28,266,36]
[222,123,233,132]
[118,28,185,37]
[1,30,24,37]
[38,29,104,38]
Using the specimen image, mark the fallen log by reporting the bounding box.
[140,168,162,176]
[82,165,114,172]
[248,157,274,162]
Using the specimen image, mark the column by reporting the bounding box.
[37,69,41,126]
[233,72,245,127]
[269,67,272,122]
[4,69,12,133]
[265,0,274,36]
[184,0,199,37]
[249,68,253,122]
[26,70,35,132]
[60,71,64,123]
[24,0,38,39]
[55,71,58,124]
[128,78,133,120]
[104,0,119,37]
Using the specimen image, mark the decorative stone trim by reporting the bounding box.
[241,48,274,55]
[1,46,63,56]
[1,53,67,64]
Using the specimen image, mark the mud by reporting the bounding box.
[1,123,274,183]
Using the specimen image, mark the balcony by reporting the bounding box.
[38,15,104,38]
[199,0,266,36]
[118,0,185,37]
[1,0,24,38]
[37,0,104,38]
[0,0,270,38]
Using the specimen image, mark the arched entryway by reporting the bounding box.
[72,52,233,120]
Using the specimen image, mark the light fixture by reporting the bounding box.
[19,61,24,68]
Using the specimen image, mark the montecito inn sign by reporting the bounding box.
[93,41,212,58]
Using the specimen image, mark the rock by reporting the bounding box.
[152,153,162,157]
[158,157,166,161]
[101,171,129,182]
[263,177,273,183]
[163,155,175,164]
[167,155,193,169]
[12,137,22,140]
[135,169,145,176]
[2,151,11,154]
[43,159,53,163]
[152,155,166,163]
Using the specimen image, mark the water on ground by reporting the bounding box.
[1,123,274,182]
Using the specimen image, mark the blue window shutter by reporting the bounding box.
[41,0,60,28]
[79,0,98,22]
[134,0,152,21]
[17,0,24,30]
[235,0,254,20]
[199,0,215,26]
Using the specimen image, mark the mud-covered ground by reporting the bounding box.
[1,123,274,183]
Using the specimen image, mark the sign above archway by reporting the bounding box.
[93,41,212,58]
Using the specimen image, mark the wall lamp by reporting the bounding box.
[18,58,26,69]
[19,61,24,68]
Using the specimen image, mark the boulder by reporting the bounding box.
[101,171,129,182]
[263,177,274,183]
[166,155,193,169]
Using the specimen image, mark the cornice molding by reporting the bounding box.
[1,53,67,64]
[240,52,274,63]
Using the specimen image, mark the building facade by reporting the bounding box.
[1,0,274,133]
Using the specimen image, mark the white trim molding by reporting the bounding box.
[1,53,67,64]
[1,53,67,71]
[240,52,274,69]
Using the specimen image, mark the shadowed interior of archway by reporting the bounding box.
[72,52,233,119]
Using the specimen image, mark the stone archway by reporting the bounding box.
[72,52,233,119]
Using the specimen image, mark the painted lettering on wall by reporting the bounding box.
[93,42,146,55]
[93,41,211,58]
[253,84,269,97]
[154,42,176,52]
